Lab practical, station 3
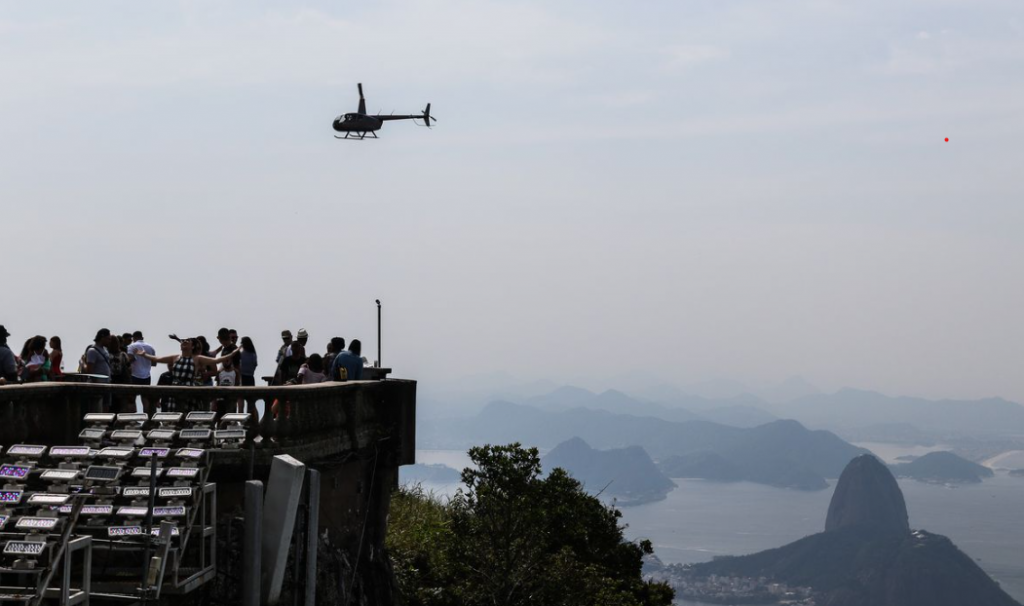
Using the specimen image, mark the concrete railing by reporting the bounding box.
[0,380,417,472]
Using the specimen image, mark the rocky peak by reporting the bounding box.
[825,454,909,536]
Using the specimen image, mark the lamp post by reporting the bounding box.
[375,299,382,368]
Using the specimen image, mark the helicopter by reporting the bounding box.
[332,83,435,140]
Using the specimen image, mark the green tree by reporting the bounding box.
[387,443,674,606]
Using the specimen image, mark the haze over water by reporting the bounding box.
[413,448,1024,604]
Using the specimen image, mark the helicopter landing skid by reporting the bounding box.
[334,131,378,140]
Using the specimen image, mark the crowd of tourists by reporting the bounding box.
[0,324,367,388]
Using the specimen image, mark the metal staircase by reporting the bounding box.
[0,409,245,604]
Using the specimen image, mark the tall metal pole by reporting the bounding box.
[375,299,382,368]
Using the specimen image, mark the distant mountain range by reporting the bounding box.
[523,385,779,428]
[418,380,1024,494]
[542,438,675,505]
[420,401,867,490]
[422,381,1024,451]
[656,419,869,490]
[681,455,1021,606]
[756,388,1024,439]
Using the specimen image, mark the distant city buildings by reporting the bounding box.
[646,564,817,605]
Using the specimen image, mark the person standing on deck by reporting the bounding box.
[330,339,364,382]
[127,331,157,413]
[276,330,293,365]
[83,328,112,379]
[1,326,20,384]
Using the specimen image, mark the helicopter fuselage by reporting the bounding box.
[333,113,382,133]
[332,84,433,139]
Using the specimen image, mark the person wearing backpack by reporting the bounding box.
[107,335,135,412]
[108,335,132,383]
[82,329,112,379]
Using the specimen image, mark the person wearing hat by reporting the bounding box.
[296,328,309,347]
[0,326,17,384]
[281,328,310,360]
[276,330,293,366]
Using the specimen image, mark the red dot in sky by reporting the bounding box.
[945,137,949,142]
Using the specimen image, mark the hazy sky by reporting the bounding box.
[2,0,1023,402]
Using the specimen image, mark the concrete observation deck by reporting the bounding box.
[0,379,417,606]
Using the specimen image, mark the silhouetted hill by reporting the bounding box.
[421,400,742,454]
[734,420,866,480]
[657,452,744,482]
[542,437,675,505]
[825,455,908,535]
[420,404,867,490]
[688,455,1020,606]
[695,527,1020,606]
[889,451,995,484]
[658,420,867,490]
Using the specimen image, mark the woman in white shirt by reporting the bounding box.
[22,335,51,383]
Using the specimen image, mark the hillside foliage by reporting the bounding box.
[387,443,674,606]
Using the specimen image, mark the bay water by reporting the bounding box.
[411,449,1024,603]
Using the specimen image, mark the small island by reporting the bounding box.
[542,437,676,505]
[888,451,994,484]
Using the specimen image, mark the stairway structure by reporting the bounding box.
[0,379,417,606]
[0,410,236,604]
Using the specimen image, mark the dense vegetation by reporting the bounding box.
[387,443,674,606]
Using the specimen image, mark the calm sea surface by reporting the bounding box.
[411,449,1024,604]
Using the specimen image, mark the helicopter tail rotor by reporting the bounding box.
[421,103,436,127]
